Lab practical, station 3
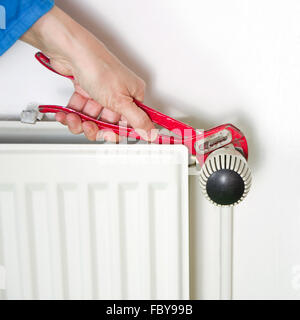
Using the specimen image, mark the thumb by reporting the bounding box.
[117,99,157,141]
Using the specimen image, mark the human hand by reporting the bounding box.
[21,6,156,142]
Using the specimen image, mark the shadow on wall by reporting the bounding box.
[55,0,260,171]
[55,0,150,87]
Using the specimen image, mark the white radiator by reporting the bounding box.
[0,139,189,299]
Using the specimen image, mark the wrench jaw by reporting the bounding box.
[198,145,252,206]
[195,128,232,153]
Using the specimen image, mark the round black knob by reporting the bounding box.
[206,169,245,206]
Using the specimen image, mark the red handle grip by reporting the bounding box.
[39,104,195,146]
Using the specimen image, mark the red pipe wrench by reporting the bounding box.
[35,52,248,167]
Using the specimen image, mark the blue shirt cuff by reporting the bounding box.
[0,0,55,56]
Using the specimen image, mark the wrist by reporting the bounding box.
[21,6,110,68]
[21,7,69,58]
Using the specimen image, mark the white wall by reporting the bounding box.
[0,0,300,299]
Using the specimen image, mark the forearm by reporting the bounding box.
[20,6,114,72]
[19,5,153,141]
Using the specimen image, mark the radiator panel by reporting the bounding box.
[0,144,189,300]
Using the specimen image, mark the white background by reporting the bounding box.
[0,0,300,299]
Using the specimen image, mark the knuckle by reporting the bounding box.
[134,79,146,100]
[136,78,146,91]
[113,95,133,111]
[140,79,146,91]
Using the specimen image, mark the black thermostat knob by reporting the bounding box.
[206,169,245,206]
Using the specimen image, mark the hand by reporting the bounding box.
[21,6,155,142]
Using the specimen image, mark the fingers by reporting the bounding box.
[82,121,98,141]
[55,112,67,125]
[82,99,103,118]
[115,98,156,141]
[66,113,83,134]
[100,108,121,123]
[56,85,152,143]
[56,92,121,142]
[81,104,121,141]
[68,91,89,111]
[81,106,123,141]
[58,91,103,140]
[62,117,120,142]
[56,91,88,128]
[94,108,121,142]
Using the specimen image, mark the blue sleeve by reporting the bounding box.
[0,0,55,56]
